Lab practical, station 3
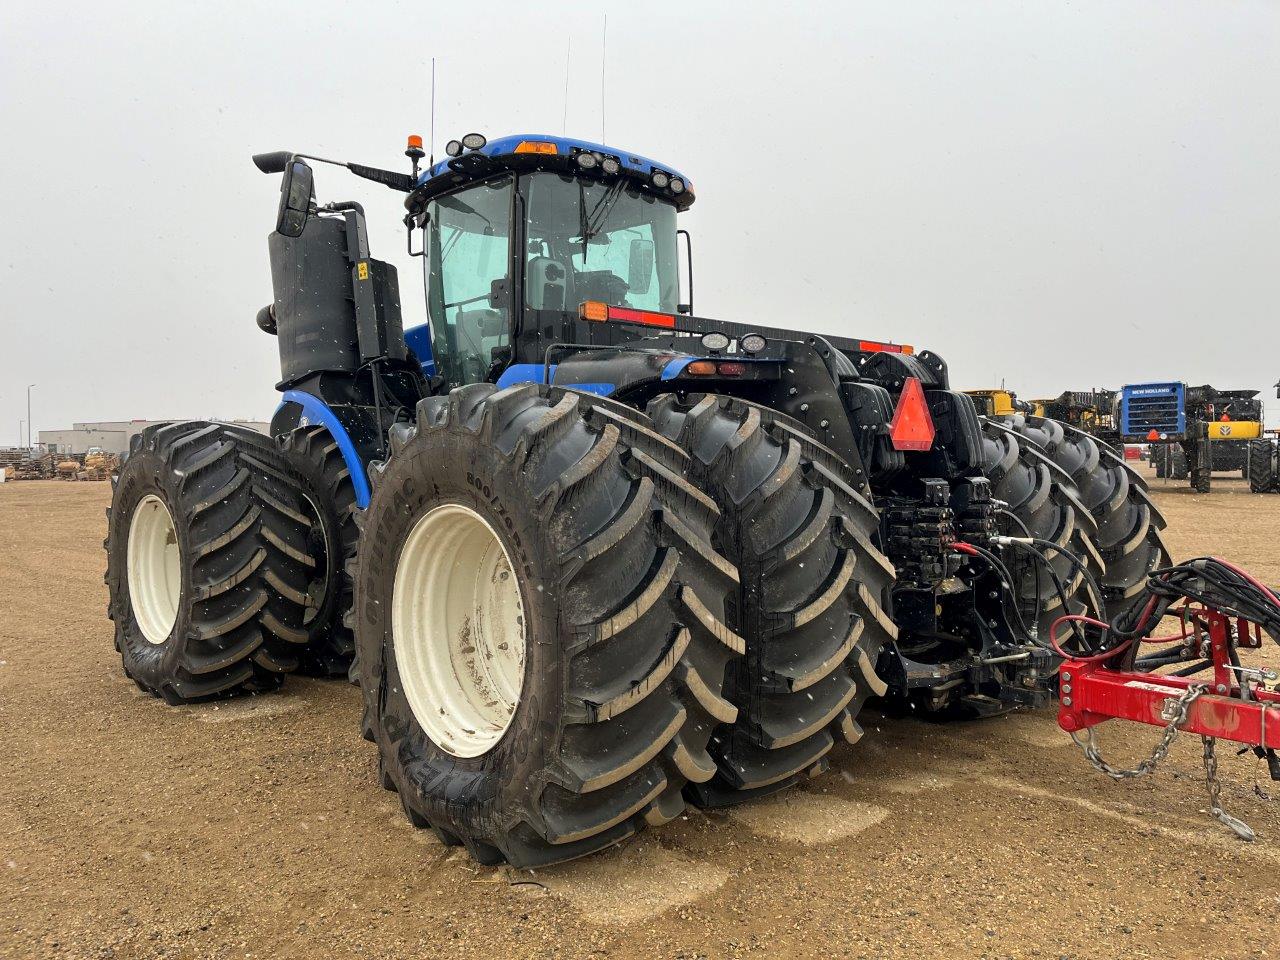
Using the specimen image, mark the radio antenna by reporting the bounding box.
[429,57,437,169]
[563,37,571,135]
[600,15,608,142]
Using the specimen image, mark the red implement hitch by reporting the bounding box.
[1059,608,1280,751]
[1049,558,1280,840]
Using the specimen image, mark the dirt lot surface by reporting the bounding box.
[3,470,1279,959]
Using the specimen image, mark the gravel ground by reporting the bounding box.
[2,468,1279,960]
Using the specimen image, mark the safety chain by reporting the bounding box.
[1070,684,1205,779]
[1202,736,1256,841]
[1069,683,1256,841]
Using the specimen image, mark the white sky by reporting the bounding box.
[3,0,1278,443]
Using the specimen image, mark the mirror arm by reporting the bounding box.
[253,151,415,191]
[405,213,427,258]
[677,228,694,315]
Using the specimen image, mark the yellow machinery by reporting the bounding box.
[1206,420,1261,441]
[964,389,1033,418]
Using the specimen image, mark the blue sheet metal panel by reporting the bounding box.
[1121,382,1185,437]
[495,363,558,389]
[277,391,373,508]
[403,323,436,376]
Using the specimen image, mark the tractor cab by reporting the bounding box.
[403,135,694,389]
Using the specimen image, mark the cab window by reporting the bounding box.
[523,172,678,316]
[425,176,514,387]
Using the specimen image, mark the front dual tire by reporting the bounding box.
[355,384,741,867]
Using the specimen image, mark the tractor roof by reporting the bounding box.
[405,134,695,214]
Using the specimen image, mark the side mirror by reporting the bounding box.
[627,239,655,295]
[276,160,314,238]
[252,151,293,174]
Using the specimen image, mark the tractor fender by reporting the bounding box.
[272,391,372,508]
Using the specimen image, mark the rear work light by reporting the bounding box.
[889,376,936,451]
[578,301,676,329]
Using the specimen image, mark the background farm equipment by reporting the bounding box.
[104,131,1171,867]
[964,388,1033,418]
[1120,382,1265,493]
[1033,389,1120,450]
[1247,382,1280,493]
[967,388,1123,452]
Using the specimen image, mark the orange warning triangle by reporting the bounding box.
[889,377,936,452]
[1147,429,1160,441]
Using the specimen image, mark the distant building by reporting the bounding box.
[39,420,269,455]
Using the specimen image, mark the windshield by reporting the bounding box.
[523,172,679,315]
[424,175,514,388]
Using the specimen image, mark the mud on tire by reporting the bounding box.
[354,384,740,868]
[105,422,312,703]
[647,394,897,804]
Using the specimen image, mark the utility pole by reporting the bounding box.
[27,384,35,450]
[18,420,23,450]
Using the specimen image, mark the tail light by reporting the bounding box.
[684,361,747,377]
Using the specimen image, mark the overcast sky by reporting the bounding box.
[3,1,1278,444]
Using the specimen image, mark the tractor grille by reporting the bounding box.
[1121,382,1185,438]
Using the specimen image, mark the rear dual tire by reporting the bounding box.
[979,418,1099,640]
[355,385,740,867]
[648,395,896,804]
[1003,416,1170,620]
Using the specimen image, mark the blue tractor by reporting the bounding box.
[104,132,1168,866]
[1119,381,1266,493]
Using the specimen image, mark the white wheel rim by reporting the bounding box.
[127,494,181,645]
[392,503,527,758]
